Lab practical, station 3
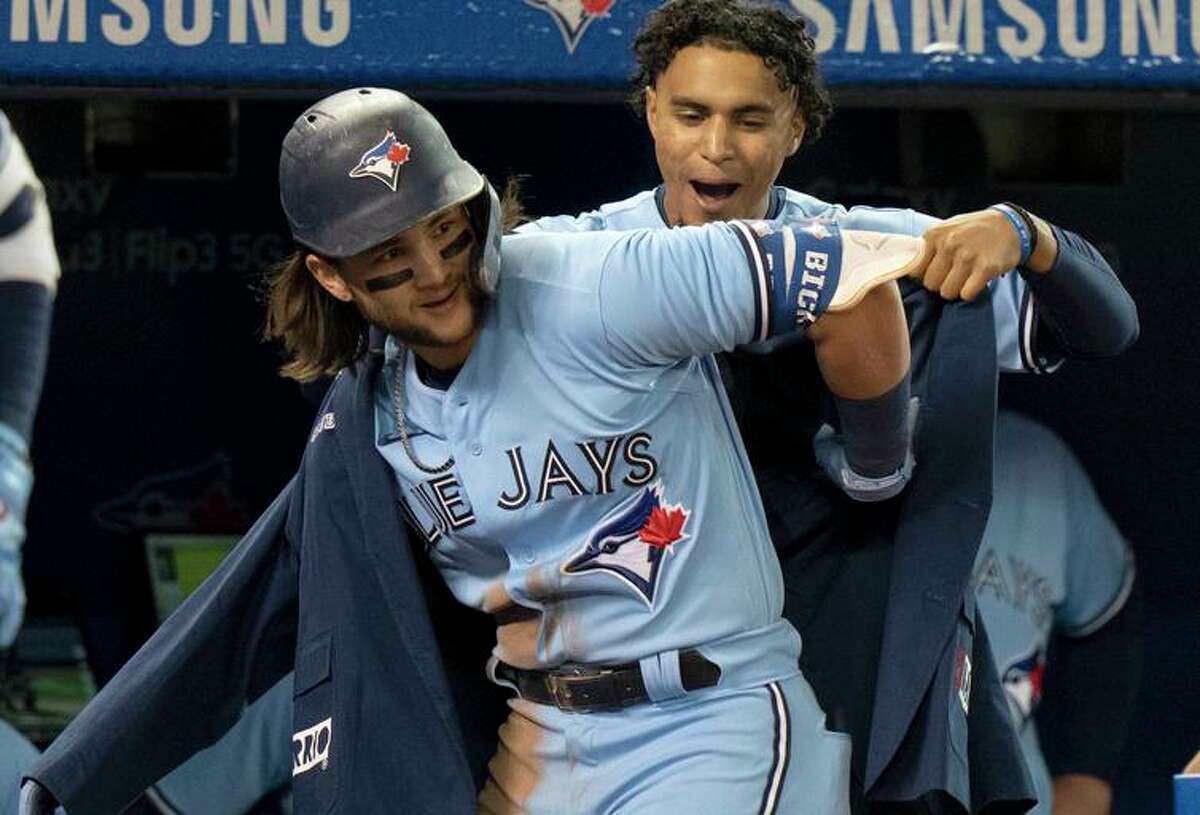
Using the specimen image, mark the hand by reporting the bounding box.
[813,397,919,502]
[911,209,1023,302]
[18,780,59,815]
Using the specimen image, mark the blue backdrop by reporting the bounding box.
[3,0,1200,90]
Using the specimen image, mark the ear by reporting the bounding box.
[788,115,807,157]
[305,254,353,302]
[644,85,659,139]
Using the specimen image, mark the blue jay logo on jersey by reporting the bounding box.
[348,130,411,192]
[561,482,689,607]
[1001,644,1046,728]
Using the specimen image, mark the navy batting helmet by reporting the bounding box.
[279,87,501,293]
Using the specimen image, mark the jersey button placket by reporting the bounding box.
[443,392,470,464]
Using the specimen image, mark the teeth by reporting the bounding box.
[693,181,737,199]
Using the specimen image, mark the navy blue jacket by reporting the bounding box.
[29,231,1136,815]
[738,230,1137,813]
[28,357,507,815]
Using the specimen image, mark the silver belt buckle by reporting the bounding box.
[546,664,607,711]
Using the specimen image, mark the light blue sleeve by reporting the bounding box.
[593,225,759,368]
[1053,447,1134,636]
[523,195,1047,369]
[837,205,937,236]
[991,273,1065,374]
[151,673,295,813]
[516,210,608,234]
[0,423,31,650]
[0,719,39,815]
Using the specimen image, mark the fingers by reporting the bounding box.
[916,215,1011,301]
[920,240,954,294]
[959,268,992,302]
[936,256,972,300]
[929,255,1000,301]
[907,235,935,279]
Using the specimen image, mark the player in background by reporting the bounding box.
[20,88,926,814]
[973,411,1140,815]
[520,0,1138,810]
[0,110,59,814]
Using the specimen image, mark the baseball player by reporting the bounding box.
[0,110,59,814]
[974,410,1139,814]
[73,1,1138,809]
[522,1,1139,811]
[21,88,926,814]
[109,0,1138,809]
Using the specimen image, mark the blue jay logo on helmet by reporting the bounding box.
[1001,644,1046,727]
[561,482,690,607]
[348,130,412,192]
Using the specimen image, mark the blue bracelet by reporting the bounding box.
[990,203,1033,266]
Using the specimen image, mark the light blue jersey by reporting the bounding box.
[972,411,1134,814]
[522,186,1054,373]
[0,719,38,815]
[374,215,859,815]
[375,224,805,687]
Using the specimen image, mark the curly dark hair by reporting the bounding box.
[629,0,832,145]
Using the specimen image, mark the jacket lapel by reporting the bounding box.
[865,291,998,795]
[334,355,473,775]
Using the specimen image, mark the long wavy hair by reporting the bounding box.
[263,177,526,383]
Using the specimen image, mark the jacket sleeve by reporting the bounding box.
[1019,224,1139,360]
[25,480,300,815]
[994,225,1139,372]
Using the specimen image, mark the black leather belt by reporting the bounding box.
[493,650,721,713]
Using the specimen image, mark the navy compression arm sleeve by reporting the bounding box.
[0,281,53,442]
[1020,225,1139,359]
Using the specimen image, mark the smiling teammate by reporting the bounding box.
[520,1,1139,811]
[20,87,931,814]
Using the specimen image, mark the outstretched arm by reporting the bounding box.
[0,110,60,651]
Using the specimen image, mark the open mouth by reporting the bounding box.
[690,180,740,201]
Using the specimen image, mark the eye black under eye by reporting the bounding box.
[440,229,473,260]
[366,269,414,292]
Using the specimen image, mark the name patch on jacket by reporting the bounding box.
[293,717,332,776]
[309,412,336,443]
